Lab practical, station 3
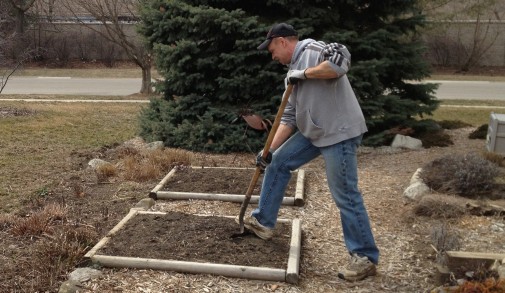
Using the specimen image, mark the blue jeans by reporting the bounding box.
[251,132,379,264]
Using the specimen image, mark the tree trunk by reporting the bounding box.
[10,0,36,34]
[15,9,25,34]
[140,65,153,94]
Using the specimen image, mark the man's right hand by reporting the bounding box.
[256,150,273,171]
[287,69,307,85]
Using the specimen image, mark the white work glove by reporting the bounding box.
[287,69,307,85]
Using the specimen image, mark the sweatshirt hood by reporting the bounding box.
[291,38,315,66]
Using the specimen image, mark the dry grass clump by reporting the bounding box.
[5,204,98,292]
[95,162,117,182]
[430,223,461,266]
[0,213,15,230]
[120,148,193,182]
[420,153,500,198]
[28,225,98,290]
[10,203,67,237]
[413,194,467,219]
[481,151,505,167]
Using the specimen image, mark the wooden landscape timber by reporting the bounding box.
[85,210,303,284]
[149,166,306,207]
[466,201,505,216]
[435,251,505,284]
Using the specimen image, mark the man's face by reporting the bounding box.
[268,37,291,65]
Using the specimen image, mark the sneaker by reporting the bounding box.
[338,254,377,282]
[235,215,273,240]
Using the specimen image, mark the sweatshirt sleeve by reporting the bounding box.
[321,42,351,76]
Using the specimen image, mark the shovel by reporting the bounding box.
[237,83,294,235]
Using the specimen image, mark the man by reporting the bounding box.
[241,23,379,282]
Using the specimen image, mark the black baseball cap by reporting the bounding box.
[257,23,298,50]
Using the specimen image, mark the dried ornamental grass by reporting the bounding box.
[413,194,467,219]
[96,162,117,182]
[481,151,505,167]
[10,203,68,237]
[120,148,193,182]
[430,223,461,266]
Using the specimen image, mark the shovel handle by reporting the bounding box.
[238,84,294,233]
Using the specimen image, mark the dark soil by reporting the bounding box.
[163,167,298,196]
[98,212,291,268]
[97,167,299,269]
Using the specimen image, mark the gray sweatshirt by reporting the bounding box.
[281,38,367,147]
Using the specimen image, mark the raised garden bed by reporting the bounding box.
[149,166,306,206]
[85,210,302,283]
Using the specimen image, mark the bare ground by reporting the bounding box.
[75,128,505,293]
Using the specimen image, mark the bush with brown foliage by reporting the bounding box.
[420,153,500,198]
[418,129,454,148]
[469,124,488,139]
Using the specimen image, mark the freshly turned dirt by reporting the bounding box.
[162,167,298,196]
[98,212,292,268]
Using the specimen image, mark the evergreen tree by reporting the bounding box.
[139,0,283,152]
[139,0,438,152]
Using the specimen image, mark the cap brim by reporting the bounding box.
[257,39,271,50]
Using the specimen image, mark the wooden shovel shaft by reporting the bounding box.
[238,84,294,233]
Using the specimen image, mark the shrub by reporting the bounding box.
[469,124,488,139]
[420,153,499,198]
[417,129,453,148]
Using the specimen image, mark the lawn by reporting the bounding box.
[0,100,144,212]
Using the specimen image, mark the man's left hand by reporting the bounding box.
[287,69,307,84]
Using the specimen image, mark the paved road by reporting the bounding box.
[1,76,141,96]
[429,80,505,100]
[1,76,505,100]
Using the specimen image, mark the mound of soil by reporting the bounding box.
[98,212,291,268]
